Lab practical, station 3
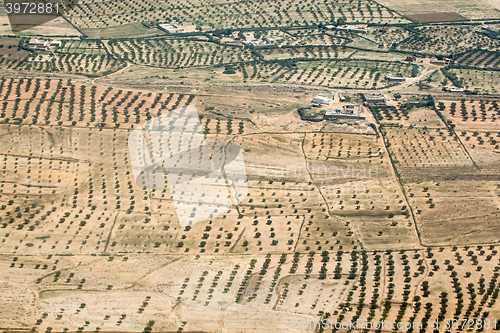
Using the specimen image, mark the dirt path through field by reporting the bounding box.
[377,125,424,248]
[390,67,435,92]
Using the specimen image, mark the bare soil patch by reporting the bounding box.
[406,12,467,22]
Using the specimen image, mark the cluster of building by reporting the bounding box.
[155,23,284,48]
[158,23,214,34]
[325,103,365,120]
[403,55,451,66]
[220,32,250,47]
[221,32,284,48]
[326,25,369,34]
[301,93,365,121]
[301,102,364,122]
[27,39,61,51]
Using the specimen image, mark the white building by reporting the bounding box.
[158,23,184,34]
[50,40,62,47]
[242,32,255,41]
[312,93,334,105]
[28,38,49,50]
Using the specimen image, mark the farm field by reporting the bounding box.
[383,126,473,170]
[257,29,347,48]
[2,0,500,332]
[64,0,410,31]
[459,130,500,172]
[438,99,500,131]
[359,27,411,50]
[2,247,500,332]
[381,123,500,246]
[377,106,446,127]
[107,38,258,69]
[79,23,164,40]
[406,12,467,23]
[376,0,500,20]
[259,46,355,61]
[235,59,417,89]
[18,53,127,76]
[454,50,500,70]
[396,25,500,55]
[405,180,500,245]
[0,13,81,36]
[447,68,500,94]
[0,37,30,70]
[2,76,499,332]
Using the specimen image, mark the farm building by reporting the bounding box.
[385,74,406,82]
[242,32,255,41]
[336,25,369,34]
[158,24,184,34]
[363,93,386,104]
[430,58,450,65]
[325,25,335,31]
[222,40,244,47]
[50,40,62,47]
[196,25,213,32]
[28,38,49,50]
[312,93,334,105]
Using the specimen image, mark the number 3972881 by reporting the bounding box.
[5,2,60,14]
